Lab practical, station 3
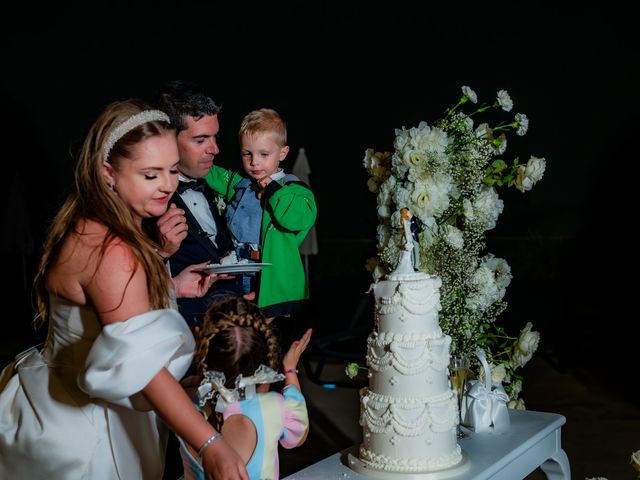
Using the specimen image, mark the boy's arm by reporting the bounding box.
[204,164,243,201]
[262,182,317,232]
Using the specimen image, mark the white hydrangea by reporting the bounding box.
[472,187,504,230]
[466,265,500,312]
[377,176,396,207]
[393,185,412,210]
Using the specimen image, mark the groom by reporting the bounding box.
[148,80,245,328]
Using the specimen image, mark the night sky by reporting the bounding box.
[1,5,637,391]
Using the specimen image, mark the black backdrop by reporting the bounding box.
[1,5,637,399]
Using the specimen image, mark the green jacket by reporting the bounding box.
[204,165,317,312]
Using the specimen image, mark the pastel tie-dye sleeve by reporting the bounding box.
[279,385,309,449]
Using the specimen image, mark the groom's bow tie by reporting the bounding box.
[177,179,206,194]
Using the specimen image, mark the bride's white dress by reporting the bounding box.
[0,294,195,480]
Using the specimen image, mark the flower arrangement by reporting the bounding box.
[361,86,545,404]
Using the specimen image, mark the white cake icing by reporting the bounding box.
[358,214,462,473]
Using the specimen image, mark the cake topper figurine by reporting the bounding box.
[400,208,424,271]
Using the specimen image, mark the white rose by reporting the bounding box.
[525,156,546,183]
[489,363,507,386]
[510,322,540,369]
[513,155,545,192]
[507,398,526,410]
[402,149,424,168]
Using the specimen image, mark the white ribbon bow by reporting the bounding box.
[197,364,285,413]
[462,348,510,432]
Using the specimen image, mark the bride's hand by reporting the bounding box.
[202,438,248,480]
[172,262,218,298]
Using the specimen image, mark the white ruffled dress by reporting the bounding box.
[0,294,194,480]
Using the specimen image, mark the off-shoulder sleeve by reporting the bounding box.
[279,385,309,449]
[78,309,195,409]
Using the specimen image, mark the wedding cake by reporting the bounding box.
[356,209,462,474]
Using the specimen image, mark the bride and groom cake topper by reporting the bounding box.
[400,207,424,272]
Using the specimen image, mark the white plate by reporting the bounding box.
[195,262,272,274]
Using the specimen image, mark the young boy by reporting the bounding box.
[204,108,317,323]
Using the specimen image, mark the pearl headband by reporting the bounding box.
[103,110,170,160]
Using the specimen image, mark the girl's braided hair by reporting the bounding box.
[193,296,281,429]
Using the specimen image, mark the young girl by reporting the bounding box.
[179,296,312,480]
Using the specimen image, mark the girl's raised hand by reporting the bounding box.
[283,328,313,372]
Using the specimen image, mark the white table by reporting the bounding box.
[283,410,570,480]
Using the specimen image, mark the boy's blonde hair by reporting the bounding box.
[239,108,287,147]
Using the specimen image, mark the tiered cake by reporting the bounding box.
[356,213,462,474]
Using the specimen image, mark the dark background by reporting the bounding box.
[1,5,637,402]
